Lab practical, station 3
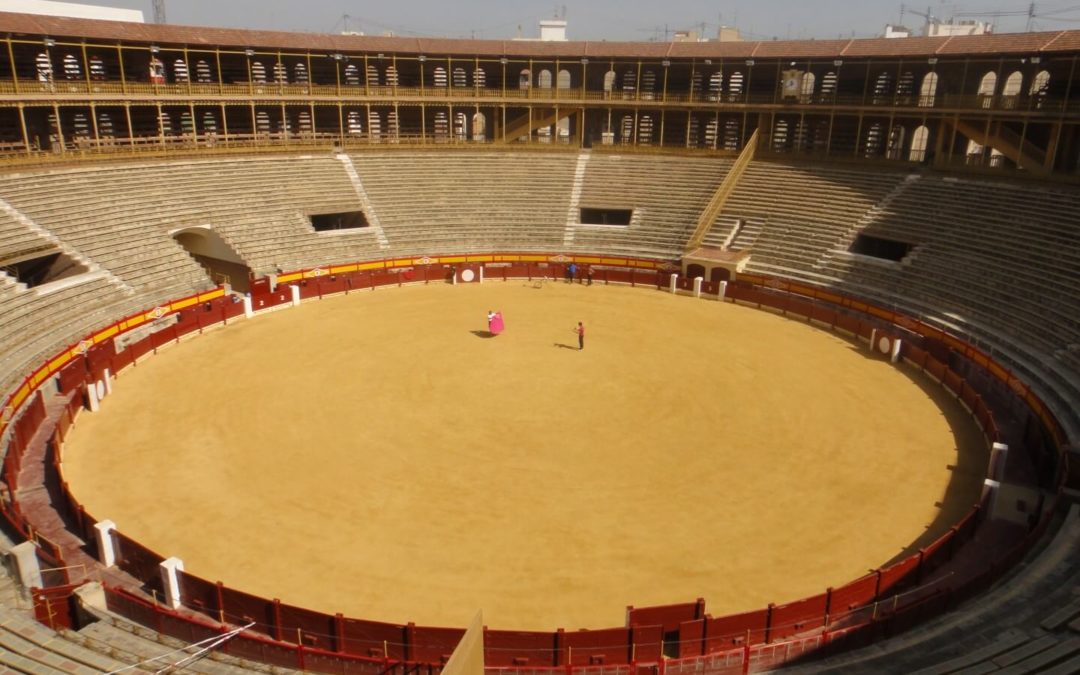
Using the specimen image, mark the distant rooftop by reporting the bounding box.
[0,0,142,23]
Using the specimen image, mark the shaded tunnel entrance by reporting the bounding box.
[173,227,252,293]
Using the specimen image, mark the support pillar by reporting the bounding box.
[718,280,728,301]
[693,276,703,298]
[479,266,484,284]
[94,519,117,567]
[159,557,184,609]
[243,294,254,319]
[983,479,1002,520]
[669,273,678,294]
[990,442,1009,482]
[290,284,301,307]
[11,541,43,590]
[890,339,902,364]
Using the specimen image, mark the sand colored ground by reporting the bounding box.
[61,282,987,631]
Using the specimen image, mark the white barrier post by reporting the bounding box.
[693,277,703,298]
[669,273,678,294]
[160,557,185,609]
[479,266,485,284]
[11,541,42,591]
[869,328,878,352]
[891,339,902,364]
[95,520,117,567]
[243,294,254,319]
[103,367,113,396]
[983,479,1002,520]
[990,443,1009,482]
[87,380,101,412]
[718,280,728,301]
[290,284,301,307]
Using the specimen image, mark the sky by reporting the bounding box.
[52,0,1080,41]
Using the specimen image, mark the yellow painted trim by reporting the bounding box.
[466,255,494,263]
[171,297,198,311]
[198,289,225,302]
[600,258,627,266]
[357,261,385,271]
[278,273,303,283]
[93,325,120,344]
[123,314,147,330]
[517,255,548,262]
[47,352,73,375]
[330,264,359,274]
[11,383,30,410]
[439,256,467,264]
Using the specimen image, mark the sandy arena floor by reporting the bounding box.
[61,281,987,631]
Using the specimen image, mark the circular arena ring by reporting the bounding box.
[0,255,1066,674]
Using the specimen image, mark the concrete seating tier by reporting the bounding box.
[0,208,56,265]
[569,154,733,258]
[350,151,578,256]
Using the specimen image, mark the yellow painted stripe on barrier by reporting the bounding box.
[30,367,51,388]
[600,258,627,266]
[171,297,198,311]
[330,264,359,274]
[518,255,548,262]
[573,257,604,264]
[492,255,520,262]
[278,273,303,283]
[93,324,120,345]
[198,289,225,302]
[302,269,323,279]
[11,382,30,410]
[439,256,467,264]
[47,352,72,375]
[357,261,384,271]
[124,314,146,330]
[467,255,494,263]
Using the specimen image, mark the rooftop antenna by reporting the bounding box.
[152,0,166,24]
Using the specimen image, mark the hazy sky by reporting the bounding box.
[55,0,1080,41]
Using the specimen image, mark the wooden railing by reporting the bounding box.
[683,129,759,253]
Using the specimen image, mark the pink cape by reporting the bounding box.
[489,312,505,335]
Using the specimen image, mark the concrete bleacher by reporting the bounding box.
[350,150,578,256]
[569,154,732,258]
[0,207,56,265]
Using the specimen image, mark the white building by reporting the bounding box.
[884,24,913,39]
[927,20,991,37]
[0,0,144,22]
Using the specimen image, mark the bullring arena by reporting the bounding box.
[0,6,1078,675]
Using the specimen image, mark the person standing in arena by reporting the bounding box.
[575,322,585,350]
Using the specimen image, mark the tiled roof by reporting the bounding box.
[2,11,1078,60]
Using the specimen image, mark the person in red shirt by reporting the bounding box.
[575,322,585,350]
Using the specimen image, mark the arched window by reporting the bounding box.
[196,60,213,83]
[97,111,114,137]
[273,62,288,84]
[158,110,173,136]
[472,112,486,141]
[909,125,929,162]
[255,110,271,135]
[386,110,399,140]
[433,66,448,87]
[557,69,571,89]
[704,118,719,149]
[519,69,531,89]
[708,72,723,100]
[36,53,53,82]
[640,69,656,99]
[872,72,893,103]
[368,110,381,140]
[364,64,378,86]
[454,111,467,140]
[538,69,552,88]
[622,69,636,94]
[251,61,267,84]
[638,114,654,144]
[62,54,81,80]
[723,119,740,150]
[452,67,467,87]
[1030,70,1050,96]
[89,55,106,80]
[345,64,360,86]
[603,70,616,94]
[800,72,816,100]
[473,67,486,88]
[772,119,790,152]
[689,71,703,99]
[173,59,189,82]
[1001,70,1022,109]
[72,112,90,138]
[977,71,997,109]
[863,122,885,157]
[201,111,217,135]
[820,71,837,98]
[886,125,906,160]
[297,111,312,136]
[386,65,399,86]
[180,110,195,136]
[294,62,309,84]
[434,111,449,141]
[896,71,914,101]
[619,114,634,143]
[346,110,363,136]
[727,71,744,101]
[919,72,938,107]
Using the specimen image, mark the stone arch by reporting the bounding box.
[978,71,997,109]
[557,69,572,89]
[518,69,531,89]
[920,71,938,107]
[538,69,552,89]
[800,72,816,99]
[909,125,929,162]
[472,112,486,141]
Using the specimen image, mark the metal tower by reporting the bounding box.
[152,0,167,24]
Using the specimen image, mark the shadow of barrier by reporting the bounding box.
[0,254,1067,674]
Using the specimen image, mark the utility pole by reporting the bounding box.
[152,0,166,24]
[1026,2,1036,32]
